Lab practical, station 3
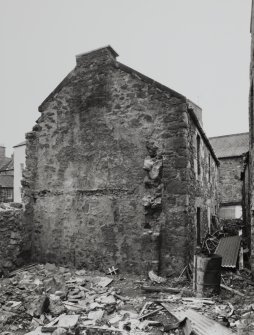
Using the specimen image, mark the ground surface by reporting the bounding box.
[0,264,254,334]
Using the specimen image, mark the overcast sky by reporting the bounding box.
[0,0,252,155]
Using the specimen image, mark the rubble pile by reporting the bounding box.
[0,264,185,335]
[1,263,254,334]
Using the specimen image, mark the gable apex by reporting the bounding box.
[76,45,119,59]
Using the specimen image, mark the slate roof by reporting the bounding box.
[209,133,249,158]
[215,235,241,268]
[0,157,12,171]
[0,175,14,188]
[0,157,14,172]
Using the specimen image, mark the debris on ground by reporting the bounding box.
[1,263,254,334]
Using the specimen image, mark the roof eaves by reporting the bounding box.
[188,108,220,166]
[38,69,75,112]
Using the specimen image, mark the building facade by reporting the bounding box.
[23,47,219,274]
[0,146,14,202]
[13,141,26,203]
[250,1,254,268]
[210,133,248,219]
[210,133,249,248]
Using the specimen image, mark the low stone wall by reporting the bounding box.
[0,205,31,274]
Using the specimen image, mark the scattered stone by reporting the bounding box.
[52,328,67,335]
[58,314,80,328]
[96,277,113,288]
[88,310,104,321]
[148,270,166,284]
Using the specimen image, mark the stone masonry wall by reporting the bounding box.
[218,157,244,205]
[23,47,219,275]
[187,112,219,247]
[243,156,251,250]
[249,3,254,270]
[0,207,31,274]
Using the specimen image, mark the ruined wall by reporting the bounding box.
[218,157,244,205]
[24,47,218,275]
[0,206,31,274]
[187,111,219,246]
[250,1,254,269]
[242,155,251,249]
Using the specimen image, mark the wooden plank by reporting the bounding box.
[220,284,245,297]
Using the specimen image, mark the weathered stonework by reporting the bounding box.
[23,47,219,275]
[218,157,245,205]
[0,207,31,274]
[249,3,254,268]
[242,154,251,250]
[187,111,219,240]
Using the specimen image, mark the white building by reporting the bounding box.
[13,141,26,202]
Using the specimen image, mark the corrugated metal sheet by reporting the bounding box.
[164,305,234,335]
[209,133,248,158]
[215,236,241,268]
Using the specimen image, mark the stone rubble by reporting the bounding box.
[1,263,254,334]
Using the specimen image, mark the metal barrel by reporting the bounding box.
[195,254,222,296]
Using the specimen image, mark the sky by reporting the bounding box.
[0,0,252,155]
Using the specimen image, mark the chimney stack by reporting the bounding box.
[187,100,203,126]
[0,146,6,158]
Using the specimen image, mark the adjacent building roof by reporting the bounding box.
[0,157,12,171]
[209,133,249,158]
[0,175,14,188]
[215,235,241,268]
[0,157,14,172]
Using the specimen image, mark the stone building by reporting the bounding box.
[209,133,248,219]
[0,146,14,202]
[13,141,26,203]
[250,0,254,267]
[23,46,219,274]
[0,146,12,171]
[210,133,249,250]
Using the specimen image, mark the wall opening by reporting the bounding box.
[207,207,211,233]
[250,81,254,147]
[208,154,211,183]
[197,207,201,245]
[219,205,242,219]
[197,134,201,176]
